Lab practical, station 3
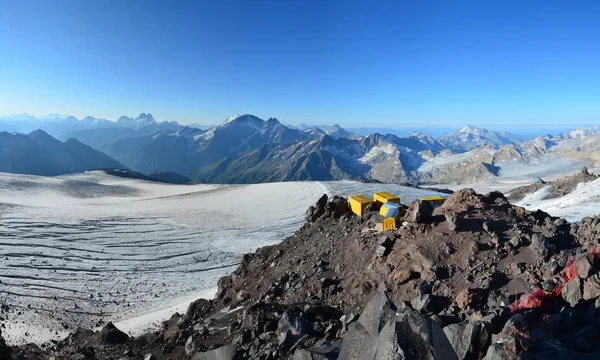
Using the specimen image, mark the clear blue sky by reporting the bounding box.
[1,0,600,128]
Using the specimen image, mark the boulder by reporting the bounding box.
[338,289,397,359]
[372,319,405,360]
[483,315,532,359]
[327,196,350,219]
[357,288,397,336]
[485,191,508,205]
[443,321,492,360]
[339,290,457,360]
[445,213,460,231]
[562,278,582,306]
[395,310,458,360]
[277,311,305,346]
[577,256,593,279]
[99,322,129,345]
[316,194,328,208]
[410,293,435,314]
[405,200,434,223]
[192,345,238,360]
[293,349,329,360]
[185,336,196,356]
[305,194,328,222]
[583,276,600,300]
[294,339,341,360]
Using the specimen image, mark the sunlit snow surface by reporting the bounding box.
[515,178,600,222]
[0,172,442,344]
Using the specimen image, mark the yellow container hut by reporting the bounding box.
[348,195,374,216]
[421,195,445,208]
[373,192,401,206]
[383,217,397,231]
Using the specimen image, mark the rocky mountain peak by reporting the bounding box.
[135,113,156,126]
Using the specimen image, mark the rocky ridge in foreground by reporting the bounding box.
[5,189,600,359]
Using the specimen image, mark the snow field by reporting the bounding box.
[0,172,443,345]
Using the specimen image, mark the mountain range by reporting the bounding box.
[1,112,599,185]
[0,130,125,176]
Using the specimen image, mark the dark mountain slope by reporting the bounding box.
[0,130,126,176]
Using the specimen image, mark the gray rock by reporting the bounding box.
[192,345,238,360]
[411,293,434,314]
[143,355,156,360]
[69,355,87,360]
[509,236,520,248]
[531,233,543,252]
[445,213,459,231]
[293,349,329,360]
[583,276,600,300]
[554,218,567,226]
[295,338,342,359]
[357,289,396,336]
[577,256,593,279]
[443,321,491,360]
[338,289,397,360]
[395,310,458,360]
[562,277,582,306]
[339,289,458,360]
[338,321,379,360]
[277,312,305,346]
[185,335,196,356]
[405,200,434,223]
[483,315,531,360]
[373,319,405,360]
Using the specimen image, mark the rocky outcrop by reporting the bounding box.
[10,192,600,359]
[508,167,599,202]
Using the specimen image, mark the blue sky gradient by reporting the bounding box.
[1,0,600,128]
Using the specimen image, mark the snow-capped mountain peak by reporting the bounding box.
[135,113,156,127]
[221,114,264,128]
[440,125,526,152]
[457,125,486,135]
[325,123,354,139]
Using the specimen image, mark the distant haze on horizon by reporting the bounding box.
[1,0,600,128]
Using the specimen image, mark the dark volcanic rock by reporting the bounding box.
[0,333,11,360]
[99,322,129,345]
[484,315,532,359]
[339,289,458,360]
[326,196,350,219]
[443,321,492,360]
